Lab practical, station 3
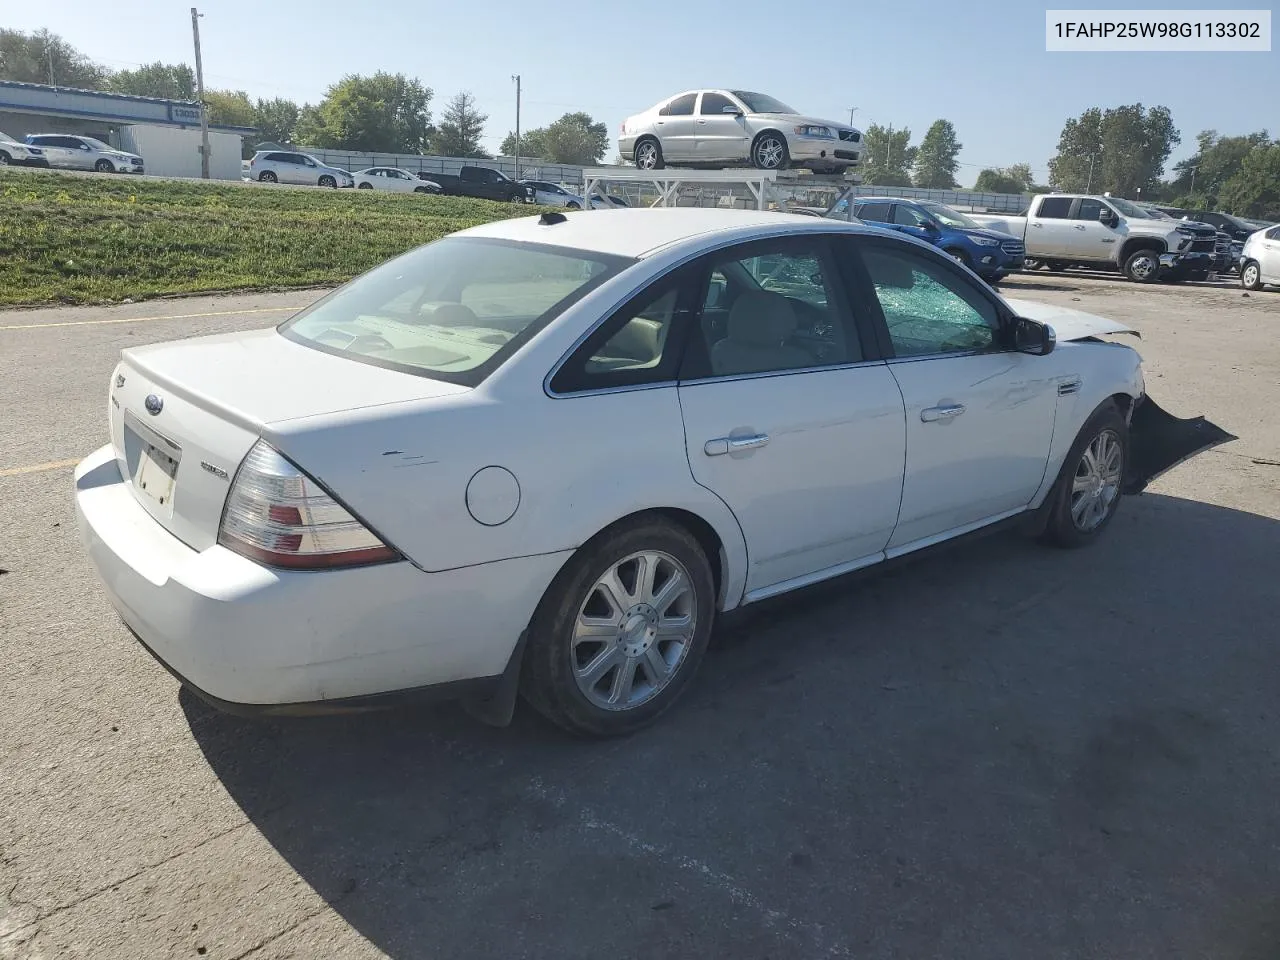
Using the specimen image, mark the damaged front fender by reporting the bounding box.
[1124,395,1237,494]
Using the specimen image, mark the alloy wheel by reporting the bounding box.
[571,550,697,711]
[1070,429,1123,532]
[636,141,659,170]
[754,136,785,169]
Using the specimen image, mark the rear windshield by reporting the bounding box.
[280,237,630,386]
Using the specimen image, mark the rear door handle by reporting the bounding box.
[920,404,965,423]
[704,433,770,456]
[1031,222,1043,228]
[696,119,708,124]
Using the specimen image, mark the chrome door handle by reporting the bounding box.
[1031,222,1043,228]
[696,119,707,124]
[920,404,965,422]
[704,433,770,456]
[1075,224,1086,230]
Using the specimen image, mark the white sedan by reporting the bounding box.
[74,209,1231,736]
[354,167,442,194]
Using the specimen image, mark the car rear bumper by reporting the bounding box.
[75,444,568,713]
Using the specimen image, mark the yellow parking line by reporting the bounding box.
[0,458,81,478]
[0,305,302,332]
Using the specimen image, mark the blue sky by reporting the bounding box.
[9,0,1277,183]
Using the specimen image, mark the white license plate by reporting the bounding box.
[134,441,179,516]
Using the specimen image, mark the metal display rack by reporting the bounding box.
[578,167,855,213]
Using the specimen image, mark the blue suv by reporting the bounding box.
[828,197,1025,283]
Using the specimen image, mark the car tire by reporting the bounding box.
[1241,260,1263,291]
[318,175,336,188]
[1040,401,1128,549]
[0,151,10,166]
[94,159,114,173]
[358,182,374,189]
[413,186,430,193]
[521,514,716,737]
[566,201,581,210]
[634,137,664,171]
[1123,247,1161,283]
[258,171,277,183]
[751,131,790,170]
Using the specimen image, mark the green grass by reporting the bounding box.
[0,169,544,307]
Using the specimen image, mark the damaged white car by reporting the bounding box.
[74,210,1233,736]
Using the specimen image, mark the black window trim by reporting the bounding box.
[840,233,1016,363]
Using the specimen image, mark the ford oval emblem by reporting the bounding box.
[144,394,164,416]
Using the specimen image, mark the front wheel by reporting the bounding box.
[1041,403,1128,548]
[1123,248,1161,283]
[751,132,790,170]
[521,516,715,737]
[357,182,373,189]
[413,186,430,193]
[0,151,10,166]
[318,175,336,188]
[566,200,581,210]
[1241,261,1263,291]
[94,159,114,173]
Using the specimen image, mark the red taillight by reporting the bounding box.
[218,440,399,570]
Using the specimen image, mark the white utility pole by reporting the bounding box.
[191,7,210,179]
[511,74,521,179]
[1086,154,1096,192]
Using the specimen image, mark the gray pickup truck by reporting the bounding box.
[970,193,1218,283]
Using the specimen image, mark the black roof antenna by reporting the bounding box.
[539,211,568,226]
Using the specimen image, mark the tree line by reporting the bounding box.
[0,28,610,165]
[864,104,1278,219]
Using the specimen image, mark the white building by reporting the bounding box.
[0,80,256,180]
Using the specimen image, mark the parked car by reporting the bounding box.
[0,131,47,166]
[73,208,1230,736]
[25,134,143,174]
[519,180,608,209]
[429,165,530,203]
[1137,204,1235,277]
[619,89,862,173]
[827,196,1025,283]
[1240,224,1280,291]
[355,167,442,194]
[1156,206,1257,242]
[249,150,353,188]
[970,194,1218,283]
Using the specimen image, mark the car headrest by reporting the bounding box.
[727,290,798,346]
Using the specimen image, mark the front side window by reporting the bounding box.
[860,244,1001,357]
[1075,198,1105,221]
[689,239,858,378]
[281,237,630,386]
[728,91,798,115]
[699,92,736,115]
[892,205,932,228]
[661,93,697,116]
[855,201,892,223]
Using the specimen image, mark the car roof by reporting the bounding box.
[454,207,871,259]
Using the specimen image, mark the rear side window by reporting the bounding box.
[1268,227,1280,240]
[1036,197,1072,218]
[660,94,697,116]
[281,237,630,386]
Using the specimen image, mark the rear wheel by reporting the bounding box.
[258,171,277,183]
[521,516,715,737]
[357,182,373,189]
[1123,248,1161,283]
[634,137,663,170]
[1241,261,1263,291]
[94,159,114,173]
[318,175,336,188]
[1041,403,1128,548]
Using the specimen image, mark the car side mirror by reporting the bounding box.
[1014,317,1055,356]
[722,105,743,116]
[922,220,941,234]
[1098,208,1117,226]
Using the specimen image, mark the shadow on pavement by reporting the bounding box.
[185,493,1280,959]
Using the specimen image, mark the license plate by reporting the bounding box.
[134,441,179,516]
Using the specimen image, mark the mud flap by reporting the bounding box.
[1123,395,1237,494]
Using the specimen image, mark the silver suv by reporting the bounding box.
[249,150,353,188]
[24,134,143,174]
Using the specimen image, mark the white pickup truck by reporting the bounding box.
[970,193,1219,283]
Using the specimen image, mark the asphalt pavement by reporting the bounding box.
[2,274,1278,959]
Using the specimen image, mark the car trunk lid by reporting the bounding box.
[109,329,468,551]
